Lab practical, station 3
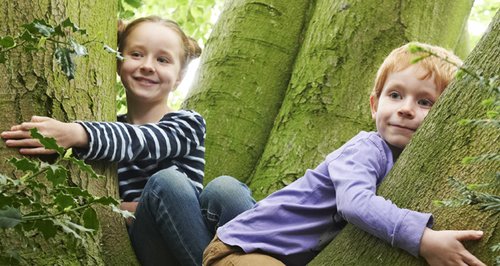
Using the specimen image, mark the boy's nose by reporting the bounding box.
[397,102,415,119]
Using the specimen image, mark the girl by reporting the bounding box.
[1,16,254,266]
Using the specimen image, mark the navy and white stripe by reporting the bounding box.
[74,110,206,202]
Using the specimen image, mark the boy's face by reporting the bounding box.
[370,65,439,148]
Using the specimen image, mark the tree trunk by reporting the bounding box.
[248,0,473,199]
[0,1,137,265]
[311,10,500,265]
[183,0,313,183]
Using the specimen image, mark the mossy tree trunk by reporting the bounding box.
[0,1,137,265]
[311,10,500,265]
[183,0,313,183]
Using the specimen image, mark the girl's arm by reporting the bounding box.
[1,116,88,154]
[74,110,205,163]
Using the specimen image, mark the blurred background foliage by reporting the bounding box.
[115,0,498,114]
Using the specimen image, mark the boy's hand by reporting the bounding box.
[420,228,485,266]
[1,116,88,155]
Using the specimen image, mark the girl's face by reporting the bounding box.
[118,22,184,106]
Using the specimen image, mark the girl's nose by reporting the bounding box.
[140,57,155,73]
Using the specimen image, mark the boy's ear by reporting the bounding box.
[369,95,377,120]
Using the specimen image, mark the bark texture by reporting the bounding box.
[0,1,137,265]
[183,0,313,183]
[311,10,500,265]
[248,0,473,199]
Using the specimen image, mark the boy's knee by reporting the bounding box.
[145,166,191,194]
[204,176,248,198]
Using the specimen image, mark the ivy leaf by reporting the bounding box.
[70,39,87,56]
[54,194,76,211]
[54,47,76,80]
[60,186,92,198]
[111,204,135,219]
[45,163,68,186]
[0,36,15,48]
[67,156,101,179]
[92,196,119,206]
[30,128,65,156]
[53,219,84,240]
[124,0,143,8]
[8,157,39,172]
[23,20,55,37]
[82,207,99,231]
[0,207,22,228]
[24,219,58,239]
[61,18,87,35]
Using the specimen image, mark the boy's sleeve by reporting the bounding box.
[73,111,206,163]
[329,138,432,257]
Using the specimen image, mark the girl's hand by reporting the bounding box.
[420,228,485,266]
[1,116,88,155]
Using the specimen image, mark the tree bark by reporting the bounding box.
[0,1,137,265]
[311,10,500,265]
[248,0,473,199]
[183,0,313,183]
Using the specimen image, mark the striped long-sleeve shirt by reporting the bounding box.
[74,110,206,202]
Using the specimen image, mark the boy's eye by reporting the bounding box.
[157,57,170,64]
[418,99,433,108]
[388,91,402,99]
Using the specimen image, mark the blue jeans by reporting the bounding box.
[129,167,255,266]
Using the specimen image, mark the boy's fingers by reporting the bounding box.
[454,230,483,241]
[462,251,486,266]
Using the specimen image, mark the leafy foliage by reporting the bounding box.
[0,129,132,264]
[0,18,89,80]
[412,44,500,264]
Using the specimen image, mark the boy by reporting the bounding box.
[203,42,486,266]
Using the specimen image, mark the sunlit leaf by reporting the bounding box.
[0,207,22,228]
[70,39,87,56]
[125,0,143,8]
[23,20,55,37]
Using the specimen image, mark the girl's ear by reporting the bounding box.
[174,69,186,90]
[369,95,377,120]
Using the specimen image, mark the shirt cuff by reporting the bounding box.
[393,210,433,257]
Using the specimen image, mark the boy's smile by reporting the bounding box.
[370,64,439,148]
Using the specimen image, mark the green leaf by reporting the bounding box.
[92,196,119,206]
[82,207,99,231]
[0,36,15,48]
[31,219,58,239]
[111,204,135,219]
[30,128,65,155]
[45,163,68,186]
[54,194,76,211]
[54,47,76,80]
[0,207,22,228]
[67,156,101,179]
[8,157,39,172]
[125,0,143,8]
[60,186,92,198]
[70,39,87,56]
[23,20,55,37]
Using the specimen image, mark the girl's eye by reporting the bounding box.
[130,51,142,58]
[418,99,433,108]
[388,91,402,99]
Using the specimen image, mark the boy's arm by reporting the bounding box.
[329,137,484,263]
[420,228,485,266]
[1,116,88,154]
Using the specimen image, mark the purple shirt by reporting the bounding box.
[217,131,432,265]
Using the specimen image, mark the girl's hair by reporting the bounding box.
[371,42,463,100]
[117,16,202,72]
